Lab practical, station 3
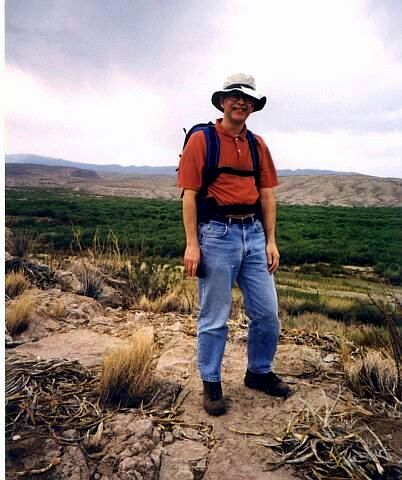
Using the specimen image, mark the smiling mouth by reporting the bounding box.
[232,106,247,112]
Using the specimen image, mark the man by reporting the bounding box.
[177,73,290,416]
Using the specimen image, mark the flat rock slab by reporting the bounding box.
[156,333,195,376]
[204,439,296,480]
[14,329,127,367]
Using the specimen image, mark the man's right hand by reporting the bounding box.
[184,244,200,277]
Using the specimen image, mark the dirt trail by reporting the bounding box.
[175,340,343,479]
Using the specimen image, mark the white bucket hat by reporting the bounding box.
[211,73,267,112]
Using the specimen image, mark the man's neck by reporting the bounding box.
[220,118,246,135]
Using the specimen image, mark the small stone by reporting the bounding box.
[323,353,338,363]
[163,432,174,445]
[181,428,203,441]
[151,448,162,470]
[167,321,182,332]
[152,427,162,445]
[63,429,79,440]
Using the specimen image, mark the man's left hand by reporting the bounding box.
[266,242,280,273]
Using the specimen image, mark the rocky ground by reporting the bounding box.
[5,256,402,479]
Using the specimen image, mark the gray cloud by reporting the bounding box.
[6,0,225,87]
[5,0,402,176]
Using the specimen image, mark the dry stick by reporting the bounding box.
[16,458,61,477]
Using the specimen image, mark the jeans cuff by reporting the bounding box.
[247,367,271,374]
[201,375,221,382]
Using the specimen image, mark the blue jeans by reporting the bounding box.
[197,218,279,382]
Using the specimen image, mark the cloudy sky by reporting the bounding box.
[5,0,402,177]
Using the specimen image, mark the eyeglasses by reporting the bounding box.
[224,92,255,105]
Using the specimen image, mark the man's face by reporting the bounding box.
[221,92,255,123]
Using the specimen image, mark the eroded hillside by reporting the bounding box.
[6,163,402,207]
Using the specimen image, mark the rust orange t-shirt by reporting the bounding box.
[177,119,278,206]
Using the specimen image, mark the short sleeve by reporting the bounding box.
[176,131,206,191]
[255,135,279,188]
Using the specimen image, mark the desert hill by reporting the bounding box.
[6,162,402,207]
[6,163,100,180]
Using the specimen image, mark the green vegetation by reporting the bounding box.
[6,188,184,257]
[6,188,402,279]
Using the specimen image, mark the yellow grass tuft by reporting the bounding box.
[282,312,345,336]
[135,285,195,314]
[343,348,398,401]
[6,294,35,334]
[48,299,66,319]
[5,271,30,299]
[99,332,154,406]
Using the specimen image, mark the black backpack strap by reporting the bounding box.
[198,125,220,198]
[180,122,216,198]
[246,130,260,186]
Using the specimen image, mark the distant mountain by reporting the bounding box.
[6,162,402,207]
[278,168,358,176]
[5,154,177,175]
[5,154,359,177]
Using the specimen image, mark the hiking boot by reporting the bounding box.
[203,381,226,416]
[244,370,290,398]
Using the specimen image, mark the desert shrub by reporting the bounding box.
[278,288,386,325]
[298,263,346,277]
[121,254,182,306]
[5,272,29,299]
[346,325,390,348]
[374,262,402,285]
[76,264,104,299]
[6,294,35,334]
[8,229,34,258]
[344,349,398,402]
[99,332,154,406]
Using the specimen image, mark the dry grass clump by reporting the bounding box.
[282,312,345,336]
[8,229,34,258]
[343,348,399,403]
[5,271,30,299]
[47,299,66,319]
[6,294,35,334]
[99,332,154,406]
[75,263,104,299]
[137,286,195,314]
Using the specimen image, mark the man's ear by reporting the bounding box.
[220,95,224,109]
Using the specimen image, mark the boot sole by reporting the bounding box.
[203,400,227,416]
[204,405,226,416]
[244,381,290,398]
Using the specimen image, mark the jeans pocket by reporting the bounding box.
[202,221,228,239]
[254,220,265,233]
